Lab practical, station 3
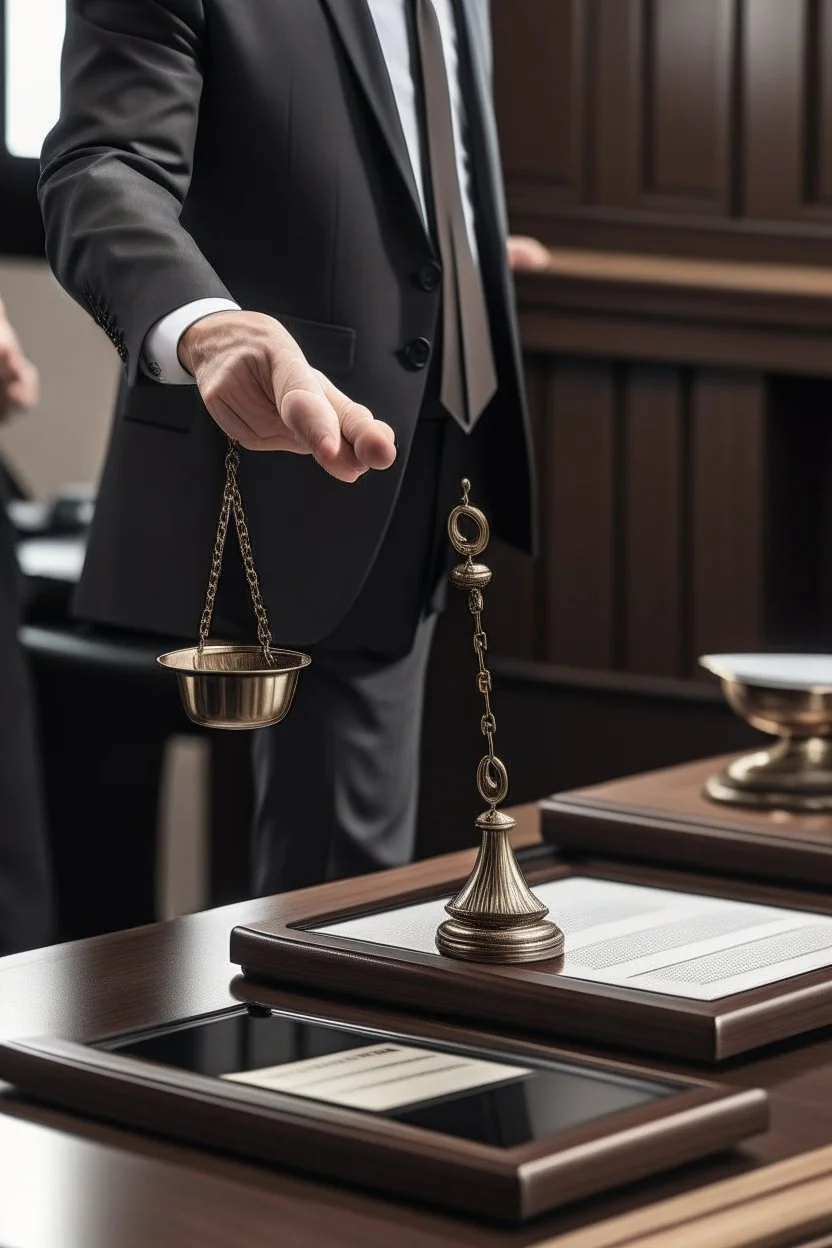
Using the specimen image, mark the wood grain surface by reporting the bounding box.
[540,755,832,886]
[230,854,832,1062]
[2,808,832,1247]
[540,1144,832,1248]
[0,1027,766,1223]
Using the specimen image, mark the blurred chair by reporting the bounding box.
[7,490,253,942]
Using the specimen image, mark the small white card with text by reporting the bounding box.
[223,1043,531,1112]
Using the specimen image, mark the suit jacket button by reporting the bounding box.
[416,262,441,292]
[404,337,431,369]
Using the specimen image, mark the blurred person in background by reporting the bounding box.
[0,298,52,954]
[40,1,549,897]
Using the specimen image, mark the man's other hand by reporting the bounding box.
[507,235,550,272]
[179,311,397,483]
[0,300,39,420]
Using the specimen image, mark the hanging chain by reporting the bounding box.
[198,437,275,666]
[448,479,509,811]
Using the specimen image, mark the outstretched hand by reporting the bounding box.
[179,311,397,483]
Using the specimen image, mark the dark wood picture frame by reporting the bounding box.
[0,1002,767,1223]
[230,856,832,1062]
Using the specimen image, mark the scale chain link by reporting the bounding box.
[198,437,276,667]
[471,599,496,759]
[447,479,509,811]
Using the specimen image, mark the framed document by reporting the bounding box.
[0,1001,766,1222]
[230,857,832,1061]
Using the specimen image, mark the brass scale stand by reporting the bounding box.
[159,441,564,964]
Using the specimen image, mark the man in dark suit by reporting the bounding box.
[0,299,52,954]
[40,0,548,895]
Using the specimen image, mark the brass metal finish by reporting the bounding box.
[436,480,564,963]
[158,645,310,730]
[701,655,832,811]
[158,437,311,729]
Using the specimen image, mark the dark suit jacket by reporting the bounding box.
[40,0,533,646]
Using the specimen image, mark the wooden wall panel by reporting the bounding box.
[582,0,737,213]
[621,368,685,677]
[494,0,832,261]
[487,346,831,685]
[540,362,617,668]
[584,0,643,206]
[689,372,767,666]
[487,1,832,687]
[485,361,543,661]
[644,0,734,208]
[492,0,582,198]
[742,0,806,220]
[807,0,832,208]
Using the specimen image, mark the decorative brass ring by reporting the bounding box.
[448,504,490,558]
[477,755,509,806]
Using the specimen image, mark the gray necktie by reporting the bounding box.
[413,0,498,430]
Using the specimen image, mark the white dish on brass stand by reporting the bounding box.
[700,653,832,812]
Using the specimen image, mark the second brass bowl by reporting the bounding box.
[700,653,832,811]
[157,644,311,730]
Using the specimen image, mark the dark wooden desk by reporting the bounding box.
[2,809,832,1247]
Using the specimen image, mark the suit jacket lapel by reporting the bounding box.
[319,0,427,235]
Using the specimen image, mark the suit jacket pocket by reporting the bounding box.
[120,378,203,432]
[122,316,356,432]
[276,314,356,377]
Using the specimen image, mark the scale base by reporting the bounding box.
[436,916,565,963]
[435,811,565,963]
[705,737,832,813]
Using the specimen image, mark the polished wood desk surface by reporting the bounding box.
[3,806,832,1247]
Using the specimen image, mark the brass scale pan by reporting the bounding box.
[157,436,310,730]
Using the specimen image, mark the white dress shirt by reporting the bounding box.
[142,0,478,384]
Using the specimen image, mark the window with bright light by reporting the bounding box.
[4,0,66,158]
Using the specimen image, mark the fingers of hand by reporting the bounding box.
[191,315,396,481]
[507,235,550,271]
[279,383,366,481]
[320,375,396,471]
[199,380,298,451]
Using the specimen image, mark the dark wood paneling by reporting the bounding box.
[742,0,806,221]
[494,0,832,261]
[483,539,536,660]
[811,0,832,206]
[515,252,832,377]
[492,0,582,198]
[585,0,643,206]
[621,367,685,677]
[689,372,767,666]
[644,0,734,209]
[541,361,617,668]
[484,361,543,662]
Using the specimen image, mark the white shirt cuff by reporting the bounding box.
[141,298,241,384]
